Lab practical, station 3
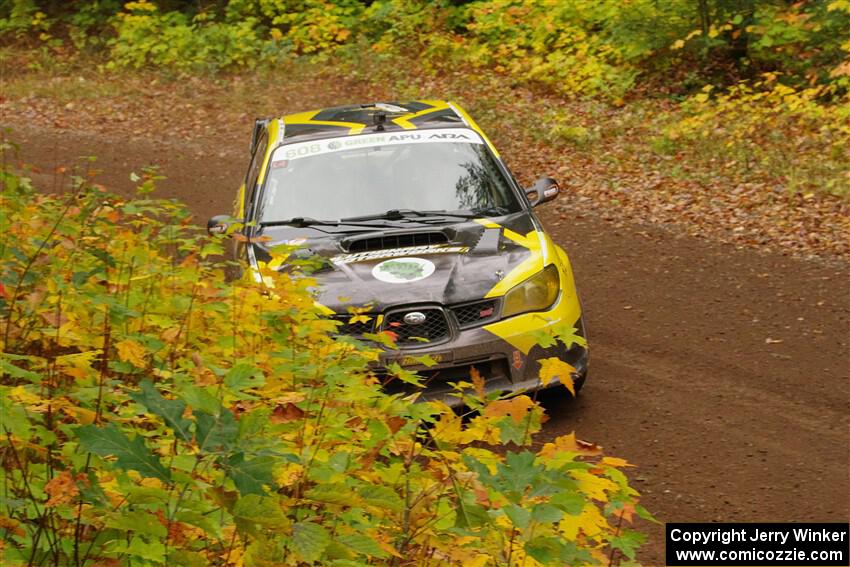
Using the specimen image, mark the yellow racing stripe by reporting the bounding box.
[485,253,544,299]
[448,101,501,158]
[391,100,452,130]
[283,110,367,135]
[482,294,581,355]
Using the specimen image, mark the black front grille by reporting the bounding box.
[332,315,375,336]
[383,308,449,346]
[346,232,448,253]
[451,299,499,328]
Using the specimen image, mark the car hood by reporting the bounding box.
[252,213,539,313]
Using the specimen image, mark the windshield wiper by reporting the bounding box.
[264,207,513,228]
[341,209,482,222]
[470,206,511,217]
[260,217,388,229]
[341,207,512,222]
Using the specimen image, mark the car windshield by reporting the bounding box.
[258,128,521,222]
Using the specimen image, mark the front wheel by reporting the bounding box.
[570,372,586,396]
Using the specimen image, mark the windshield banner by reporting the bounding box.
[272,128,483,162]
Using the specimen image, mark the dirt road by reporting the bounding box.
[6,123,849,564]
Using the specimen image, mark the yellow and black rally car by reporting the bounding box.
[208,100,587,403]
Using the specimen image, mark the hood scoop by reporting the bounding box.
[344,231,448,253]
[470,227,502,255]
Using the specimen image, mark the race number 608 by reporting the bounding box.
[284,144,321,159]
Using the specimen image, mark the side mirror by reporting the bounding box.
[207,215,238,236]
[525,177,560,207]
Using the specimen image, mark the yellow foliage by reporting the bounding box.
[538,356,575,391]
[665,79,850,197]
[0,170,648,565]
[115,338,147,367]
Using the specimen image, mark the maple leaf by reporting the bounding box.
[483,395,535,424]
[160,326,180,342]
[615,502,637,523]
[56,350,100,380]
[346,305,374,325]
[130,380,193,441]
[570,470,618,501]
[271,402,305,423]
[470,366,486,399]
[539,432,602,459]
[225,454,276,496]
[602,456,634,468]
[39,309,69,328]
[538,357,576,393]
[115,339,147,368]
[62,405,97,425]
[76,424,171,481]
[44,470,79,507]
[386,415,405,434]
[0,516,24,537]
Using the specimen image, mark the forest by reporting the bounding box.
[1,1,848,566]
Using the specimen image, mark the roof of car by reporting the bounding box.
[279,100,470,141]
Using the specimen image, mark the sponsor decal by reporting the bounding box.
[272,128,483,162]
[393,353,448,367]
[399,353,443,366]
[386,132,472,142]
[372,257,435,284]
[332,244,469,265]
[279,237,307,246]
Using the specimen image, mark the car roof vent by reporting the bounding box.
[345,231,448,253]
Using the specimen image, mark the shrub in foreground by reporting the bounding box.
[0,163,650,565]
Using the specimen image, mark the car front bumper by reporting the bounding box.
[380,292,588,406]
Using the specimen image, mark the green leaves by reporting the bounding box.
[503,503,531,529]
[610,529,647,560]
[291,521,331,563]
[103,510,168,538]
[130,379,192,441]
[525,536,590,565]
[233,494,287,527]
[76,424,170,482]
[336,533,389,559]
[1,167,649,566]
[225,454,276,496]
[224,362,265,392]
[195,409,238,453]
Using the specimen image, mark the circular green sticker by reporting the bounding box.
[372,257,436,284]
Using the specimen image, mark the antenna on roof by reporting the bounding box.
[374,111,387,131]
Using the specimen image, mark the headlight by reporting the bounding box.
[501,264,560,318]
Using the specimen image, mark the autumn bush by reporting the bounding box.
[0,153,650,565]
[3,0,849,192]
[4,1,850,200]
[661,77,850,197]
[3,0,849,94]
[106,2,269,71]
